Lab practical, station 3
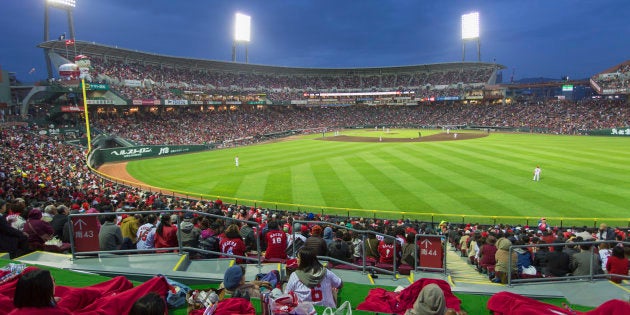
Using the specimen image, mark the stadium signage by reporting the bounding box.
[247,101,265,105]
[208,101,223,105]
[611,128,630,136]
[86,99,114,105]
[587,128,630,136]
[124,79,142,87]
[83,83,109,91]
[437,96,460,101]
[94,145,208,164]
[190,101,204,105]
[61,105,83,112]
[110,147,153,158]
[132,99,161,106]
[164,99,189,105]
[225,101,242,105]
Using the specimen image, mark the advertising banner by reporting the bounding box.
[164,99,189,105]
[190,100,204,105]
[124,79,142,87]
[86,99,114,105]
[132,99,161,106]
[95,145,207,163]
[589,128,630,136]
[61,105,83,112]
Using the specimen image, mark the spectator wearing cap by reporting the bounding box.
[304,225,327,256]
[220,265,268,299]
[264,220,287,261]
[0,199,29,258]
[239,221,257,252]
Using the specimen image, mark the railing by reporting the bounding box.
[68,209,264,268]
[507,240,629,286]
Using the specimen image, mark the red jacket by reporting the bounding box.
[155,225,178,252]
[606,255,629,283]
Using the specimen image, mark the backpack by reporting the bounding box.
[198,232,220,258]
[286,237,305,258]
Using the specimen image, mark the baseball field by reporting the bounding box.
[123,129,630,227]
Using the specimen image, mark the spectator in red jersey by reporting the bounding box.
[154,214,177,252]
[378,232,399,265]
[220,224,247,264]
[264,220,287,261]
[606,246,629,284]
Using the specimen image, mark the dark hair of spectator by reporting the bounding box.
[156,214,171,236]
[297,247,323,273]
[225,224,240,239]
[406,232,416,244]
[612,245,625,258]
[13,269,55,308]
[268,220,278,230]
[128,292,166,315]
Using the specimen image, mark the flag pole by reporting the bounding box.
[81,78,92,154]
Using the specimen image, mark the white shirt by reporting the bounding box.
[285,269,342,307]
[136,223,156,249]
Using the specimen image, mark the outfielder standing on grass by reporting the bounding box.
[235,155,239,167]
[533,165,541,181]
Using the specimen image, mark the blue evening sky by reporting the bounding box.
[0,0,628,82]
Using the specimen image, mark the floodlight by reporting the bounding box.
[48,0,76,8]
[234,13,251,42]
[461,12,479,40]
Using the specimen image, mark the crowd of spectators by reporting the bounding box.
[88,99,630,146]
[1,105,629,286]
[87,56,495,101]
[592,63,630,91]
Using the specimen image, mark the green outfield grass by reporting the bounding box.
[125,130,630,226]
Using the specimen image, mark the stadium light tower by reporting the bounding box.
[461,12,480,62]
[44,0,77,78]
[232,12,251,63]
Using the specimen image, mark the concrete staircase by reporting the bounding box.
[446,244,499,285]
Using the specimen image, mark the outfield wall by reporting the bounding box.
[90,144,210,167]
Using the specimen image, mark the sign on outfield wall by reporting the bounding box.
[132,99,161,106]
[589,128,630,136]
[164,99,189,105]
[94,145,207,164]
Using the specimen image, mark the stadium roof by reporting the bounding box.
[38,40,505,76]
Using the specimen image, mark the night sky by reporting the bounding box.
[1,0,628,82]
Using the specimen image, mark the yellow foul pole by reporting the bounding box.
[81,79,92,154]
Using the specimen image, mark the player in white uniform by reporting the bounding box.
[533,165,541,181]
[235,155,239,167]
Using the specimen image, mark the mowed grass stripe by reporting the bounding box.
[291,163,326,208]
[262,167,293,204]
[310,159,362,211]
[365,149,471,213]
[347,153,429,212]
[327,156,401,211]
[392,146,510,215]
[235,171,270,203]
